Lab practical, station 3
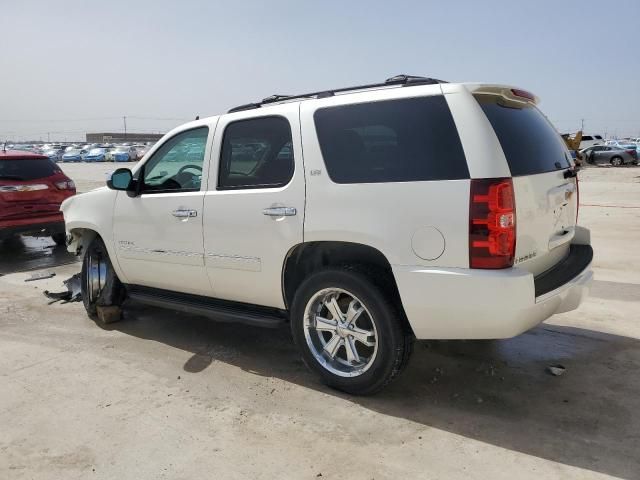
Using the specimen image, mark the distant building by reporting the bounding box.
[86,132,164,143]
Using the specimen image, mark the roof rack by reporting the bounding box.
[227,74,447,113]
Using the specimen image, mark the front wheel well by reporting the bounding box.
[282,241,411,333]
[68,228,99,256]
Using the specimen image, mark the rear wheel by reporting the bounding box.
[291,268,412,395]
[81,237,125,322]
[611,156,623,166]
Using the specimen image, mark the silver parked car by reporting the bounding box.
[580,145,638,166]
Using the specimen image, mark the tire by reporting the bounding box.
[610,156,623,167]
[51,232,66,246]
[290,268,412,395]
[81,237,125,321]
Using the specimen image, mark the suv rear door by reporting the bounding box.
[473,91,577,276]
[202,103,304,308]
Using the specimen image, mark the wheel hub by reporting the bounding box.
[303,288,378,378]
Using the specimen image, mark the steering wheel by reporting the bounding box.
[162,164,202,190]
[177,164,202,175]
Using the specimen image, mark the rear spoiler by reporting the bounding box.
[462,84,540,106]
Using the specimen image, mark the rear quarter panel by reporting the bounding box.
[299,86,471,268]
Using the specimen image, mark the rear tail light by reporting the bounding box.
[55,180,75,190]
[510,88,536,102]
[469,178,516,269]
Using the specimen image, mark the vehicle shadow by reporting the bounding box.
[103,303,639,479]
[0,235,78,274]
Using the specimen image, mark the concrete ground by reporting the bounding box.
[1,164,639,480]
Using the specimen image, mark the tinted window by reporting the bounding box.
[314,96,468,184]
[0,159,58,181]
[218,116,294,189]
[581,135,593,141]
[142,127,208,192]
[594,135,603,140]
[476,96,570,176]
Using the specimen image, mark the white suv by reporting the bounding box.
[61,75,593,394]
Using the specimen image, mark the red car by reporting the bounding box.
[0,149,76,245]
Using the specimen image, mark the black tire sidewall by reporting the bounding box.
[81,236,124,316]
[291,268,405,395]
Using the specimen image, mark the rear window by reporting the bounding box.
[0,159,59,181]
[314,96,469,184]
[476,95,570,176]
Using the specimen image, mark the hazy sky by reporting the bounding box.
[1,0,639,141]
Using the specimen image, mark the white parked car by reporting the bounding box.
[579,134,604,149]
[61,75,593,394]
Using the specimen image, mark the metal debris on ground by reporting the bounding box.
[546,364,566,376]
[25,271,56,282]
[43,273,82,304]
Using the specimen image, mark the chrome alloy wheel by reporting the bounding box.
[303,288,378,377]
[86,250,107,303]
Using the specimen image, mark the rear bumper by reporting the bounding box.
[0,216,65,240]
[393,240,593,340]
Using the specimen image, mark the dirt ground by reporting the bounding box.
[1,164,639,480]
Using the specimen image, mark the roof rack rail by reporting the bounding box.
[227,74,447,113]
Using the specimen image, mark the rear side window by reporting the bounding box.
[218,116,294,189]
[314,96,469,184]
[0,159,58,181]
[476,95,570,176]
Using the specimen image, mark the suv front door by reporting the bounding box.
[203,104,304,308]
[112,124,216,295]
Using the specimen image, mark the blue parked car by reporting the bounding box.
[84,148,107,162]
[108,146,135,162]
[61,148,89,162]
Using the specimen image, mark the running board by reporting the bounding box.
[125,285,288,328]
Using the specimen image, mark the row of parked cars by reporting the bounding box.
[8,142,153,163]
[578,138,639,166]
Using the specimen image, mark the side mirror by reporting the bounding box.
[107,168,134,191]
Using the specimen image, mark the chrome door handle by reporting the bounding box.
[172,209,197,218]
[262,207,297,217]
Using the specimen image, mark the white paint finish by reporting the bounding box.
[411,226,445,261]
[443,85,511,179]
[202,102,305,308]
[393,245,593,340]
[112,191,211,295]
[512,171,578,275]
[206,253,261,272]
[299,93,470,269]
